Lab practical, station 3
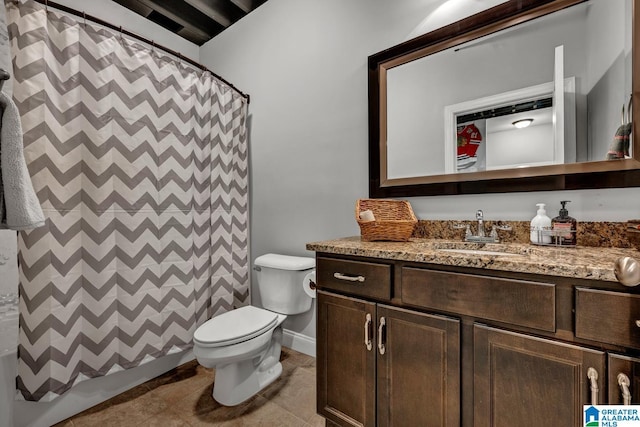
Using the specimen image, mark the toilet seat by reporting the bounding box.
[193,306,279,348]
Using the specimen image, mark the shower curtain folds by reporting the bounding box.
[7,0,249,401]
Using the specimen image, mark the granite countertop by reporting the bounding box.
[306,237,640,282]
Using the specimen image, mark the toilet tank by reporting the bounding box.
[254,254,315,315]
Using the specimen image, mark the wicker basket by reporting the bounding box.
[356,199,417,242]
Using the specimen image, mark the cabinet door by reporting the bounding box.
[377,305,460,427]
[317,291,376,427]
[608,353,640,405]
[474,324,605,427]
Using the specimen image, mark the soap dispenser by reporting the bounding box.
[551,200,577,246]
[530,203,552,244]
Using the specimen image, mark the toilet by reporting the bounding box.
[193,253,315,406]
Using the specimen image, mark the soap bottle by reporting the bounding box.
[530,203,552,244]
[551,200,577,246]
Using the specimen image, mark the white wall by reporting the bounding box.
[0,236,17,295]
[200,0,640,342]
[487,123,554,169]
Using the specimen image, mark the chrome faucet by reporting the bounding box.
[453,210,512,243]
[476,210,485,238]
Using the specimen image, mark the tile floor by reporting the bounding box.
[54,348,325,427]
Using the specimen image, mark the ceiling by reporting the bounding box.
[111,0,268,45]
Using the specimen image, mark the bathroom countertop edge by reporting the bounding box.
[306,236,640,283]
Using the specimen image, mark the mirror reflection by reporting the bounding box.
[455,103,554,172]
[385,0,632,181]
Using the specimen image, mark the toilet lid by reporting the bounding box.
[193,306,279,348]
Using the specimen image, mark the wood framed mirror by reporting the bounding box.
[369,0,640,197]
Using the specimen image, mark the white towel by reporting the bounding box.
[0,92,44,230]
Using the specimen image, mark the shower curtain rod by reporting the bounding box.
[21,0,250,104]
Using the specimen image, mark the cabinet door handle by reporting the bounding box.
[364,313,372,351]
[333,272,365,283]
[587,367,599,405]
[378,317,386,355]
[618,373,632,405]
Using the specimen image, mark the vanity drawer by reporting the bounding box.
[316,256,391,301]
[401,267,556,332]
[575,288,640,349]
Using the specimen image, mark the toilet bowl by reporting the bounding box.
[192,253,315,406]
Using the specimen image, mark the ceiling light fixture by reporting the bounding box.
[512,118,534,129]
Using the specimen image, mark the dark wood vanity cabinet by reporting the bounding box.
[317,291,460,427]
[575,287,640,406]
[315,253,640,427]
[316,291,376,426]
[473,325,604,427]
[316,254,461,427]
[608,354,640,405]
[375,305,460,426]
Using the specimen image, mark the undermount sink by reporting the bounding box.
[437,248,524,257]
[424,242,533,257]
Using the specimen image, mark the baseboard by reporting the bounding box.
[282,329,316,357]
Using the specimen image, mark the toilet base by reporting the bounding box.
[212,327,284,406]
[213,359,283,406]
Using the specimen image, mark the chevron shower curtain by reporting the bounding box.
[7,1,249,401]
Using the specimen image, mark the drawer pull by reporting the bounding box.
[364,313,372,351]
[618,373,632,405]
[635,320,640,328]
[333,272,365,283]
[378,317,386,355]
[587,367,599,405]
